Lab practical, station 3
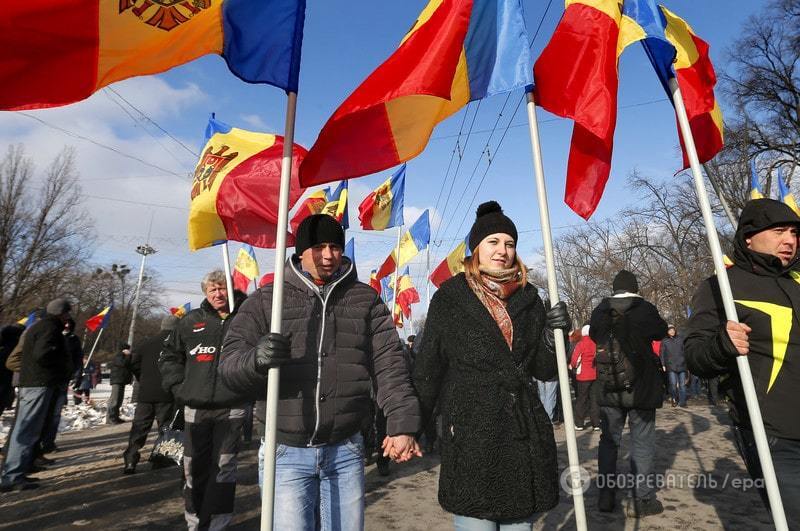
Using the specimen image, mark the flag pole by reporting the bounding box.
[669,78,787,529]
[221,242,235,313]
[83,328,105,369]
[261,90,298,531]
[391,226,403,328]
[525,88,587,531]
[703,163,738,228]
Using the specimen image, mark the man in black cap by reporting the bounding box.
[220,214,421,530]
[122,314,180,474]
[686,198,800,527]
[1,298,72,491]
[589,271,668,517]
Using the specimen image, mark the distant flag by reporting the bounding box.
[321,181,349,229]
[233,244,259,292]
[300,0,534,186]
[85,306,113,333]
[188,115,306,251]
[259,273,276,288]
[358,164,405,230]
[534,0,628,219]
[777,169,799,214]
[396,267,420,318]
[375,210,431,280]
[430,235,469,288]
[369,270,382,295]
[380,275,394,304]
[620,1,724,170]
[750,160,765,200]
[290,187,330,233]
[16,311,38,329]
[169,303,191,318]
[344,238,356,268]
[2,1,306,110]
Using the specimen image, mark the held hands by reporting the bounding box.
[381,435,423,463]
[725,320,752,356]
[254,333,291,375]
[545,301,571,331]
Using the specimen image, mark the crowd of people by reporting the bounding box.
[0,197,798,530]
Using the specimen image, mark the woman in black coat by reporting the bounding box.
[413,202,570,529]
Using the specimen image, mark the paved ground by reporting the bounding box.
[0,397,775,530]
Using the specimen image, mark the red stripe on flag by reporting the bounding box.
[1,2,99,110]
[376,254,396,280]
[429,258,453,288]
[232,270,250,293]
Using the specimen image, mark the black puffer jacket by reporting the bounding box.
[19,315,70,388]
[220,257,420,447]
[413,274,558,521]
[131,330,173,404]
[590,295,668,409]
[159,295,247,409]
[686,198,800,440]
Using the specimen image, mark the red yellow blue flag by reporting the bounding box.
[750,160,765,200]
[430,234,470,288]
[1,0,306,110]
[85,306,113,332]
[16,311,39,329]
[777,169,798,214]
[396,267,420,318]
[321,181,349,229]
[169,303,191,318]
[232,244,259,292]
[290,187,329,233]
[376,210,431,280]
[358,164,406,230]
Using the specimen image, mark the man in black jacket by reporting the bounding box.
[660,325,687,407]
[122,314,180,474]
[685,198,800,527]
[159,272,246,530]
[220,214,421,531]
[590,271,668,518]
[106,342,133,424]
[0,298,71,492]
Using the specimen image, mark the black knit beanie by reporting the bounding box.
[612,270,639,294]
[294,214,345,256]
[468,201,518,251]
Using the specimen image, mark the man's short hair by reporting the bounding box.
[201,270,227,292]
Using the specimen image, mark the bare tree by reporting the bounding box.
[0,145,95,322]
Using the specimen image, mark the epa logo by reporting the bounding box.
[190,344,217,356]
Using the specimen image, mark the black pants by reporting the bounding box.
[106,384,125,421]
[706,377,720,405]
[574,380,600,428]
[123,401,174,462]
[733,425,800,529]
[183,406,244,531]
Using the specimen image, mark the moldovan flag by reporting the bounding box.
[321,181,349,229]
[750,160,765,200]
[369,270,382,295]
[376,210,431,280]
[620,1,724,170]
[358,164,406,230]
[290,188,329,233]
[188,116,306,251]
[778,170,799,215]
[534,0,631,219]
[1,0,306,110]
[430,236,469,288]
[16,311,39,329]
[344,238,356,268]
[232,244,259,292]
[85,306,113,332]
[169,303,191,318]
[300,0,534,186]
[396,267,420,318]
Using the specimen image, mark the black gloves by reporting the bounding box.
[254,333,291,375]
[545,301,571,331]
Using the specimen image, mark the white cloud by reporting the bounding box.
[239,113,271,131]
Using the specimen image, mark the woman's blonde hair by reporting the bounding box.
[463,247,527,286]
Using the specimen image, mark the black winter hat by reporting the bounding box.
[612,270,639,294]
[737,198,800,239]
[294,214,345,256]
[468,201,518,251]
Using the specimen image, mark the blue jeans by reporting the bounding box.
[535,379,558,422]
[668,371,687,406]
[259,433,366,531]
[599,407,656,500]
[454,515,534,530]
[1,386,53,485]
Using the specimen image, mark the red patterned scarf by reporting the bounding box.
[466,265,522,349]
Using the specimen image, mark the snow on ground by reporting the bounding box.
[0,381,135,447]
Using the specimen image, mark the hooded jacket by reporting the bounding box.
[589,294,668,409]
[159,293,247,409]
[413,274,558,521]
[685,198,800,440]
[19,315,70,388]
[220,257,420,447]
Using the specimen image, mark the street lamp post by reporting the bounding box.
[127,244,157,347]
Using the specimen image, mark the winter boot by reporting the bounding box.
[624,496,664,518]
[123,452,139,475]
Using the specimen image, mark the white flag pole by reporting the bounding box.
[525,89,587,531]
[391,225,403,328]
[221,242,235,313]
[83,328,105,369]
[260,91,298,531]
[669,78,787,530]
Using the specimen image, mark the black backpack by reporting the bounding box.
[595,309,636,393]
